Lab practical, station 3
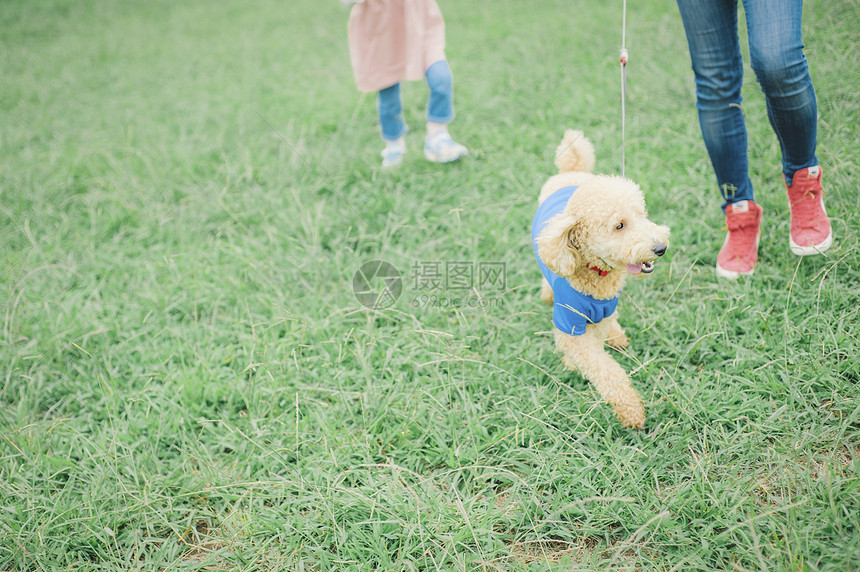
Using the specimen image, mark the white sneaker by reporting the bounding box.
[424,131,468,163]
[381,139,406,168]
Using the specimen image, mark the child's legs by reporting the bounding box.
[425,60,454,124]
[378,83,407,141]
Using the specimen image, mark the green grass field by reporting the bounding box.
[2,0,858,570]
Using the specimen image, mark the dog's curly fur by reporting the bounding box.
[535,130,670,429]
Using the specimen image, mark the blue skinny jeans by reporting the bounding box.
[676,0,818,207]
[377,60,454,141]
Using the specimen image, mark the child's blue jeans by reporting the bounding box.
[676,0,818,207]
[377,60,454,141]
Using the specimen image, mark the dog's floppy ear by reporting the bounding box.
[537,213,582,277]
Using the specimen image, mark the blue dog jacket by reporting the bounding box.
[532,185,619,336]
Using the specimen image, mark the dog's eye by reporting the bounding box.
[614,222,624,231]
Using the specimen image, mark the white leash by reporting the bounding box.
[619,0,628,178]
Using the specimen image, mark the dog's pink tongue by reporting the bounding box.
[627,263,642,275]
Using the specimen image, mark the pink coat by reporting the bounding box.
[348,0,447,92]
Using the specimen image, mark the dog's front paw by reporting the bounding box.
[606,332,629,350]
[603,316,628,349]
[616,404,645,430]
[611,392,645,429]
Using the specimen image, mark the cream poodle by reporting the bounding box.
[532,130,670,429]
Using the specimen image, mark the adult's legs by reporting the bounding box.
[744,0,830,254]
[743,0,818,180]
[678,0,764,278]
[677,0,752,208]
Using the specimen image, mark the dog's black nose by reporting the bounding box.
[652,243,667,257]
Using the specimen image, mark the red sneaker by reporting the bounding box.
[786,166,832,256]
[716,200,763,279]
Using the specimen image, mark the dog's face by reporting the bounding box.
[537,177,670,278]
